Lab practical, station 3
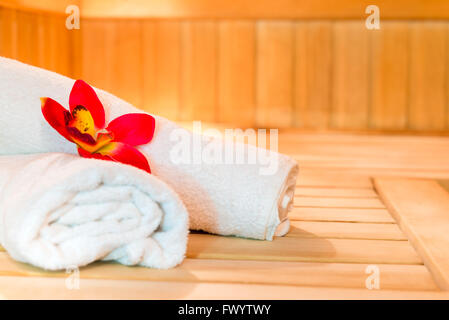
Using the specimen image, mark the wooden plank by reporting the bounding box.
[289,207,395,224]
[409,22,447,130]
[256,21,293,128]
[142,21,181,120]
[1,231,415,264]
[296,169,373,188]
[0,0,80,15]
[0,253,436,291]
[331,21,370,129]
[70,20,83,79]
[292,154,449,170]
[0,275,446,300]
[80,19,116,91]
[15,10,39,66]
[288,221,406,241]
[294,21,332,129]
[79,0,449,19]
[294,197,385,209]
[111,20,143,108]
[0,6,17,58]
[279,131,449,145]
[295,187,377,198]
[217,21,255,127]
[180,21,217,122]
[187,234,422,265]
[299,167,449,180]
[375,178,449,290]
[370,22,408,130]
[43,14,71,76]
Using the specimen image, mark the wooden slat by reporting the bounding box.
[217,21,255,127]
[289,207,395,224]
[256,21,293,128]
[29,13,71,76]
[295,187,377,198]
[0,275,447,299]
[295,196,385,209]
[187,234,422,265]
[180,21,217,122]
[375,178,449,290]
[0,254,436,291]
[292,155,449,170]
[81,19,116,91]
[79,0,449,19]
[294,21,332,128]
[370,22,408,130]
[111,20,142,108]
[299,167,449,180]
[296,169,373,188]
[15,10,39,66]
[409,22,447,130]
[0,0,80,15]
[288,221,406,241]
[142,21,181,120]
[1,231,415,263]
[331,21,370,129]
[0,7,17,58]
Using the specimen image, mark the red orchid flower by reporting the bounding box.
[41,80,155,173]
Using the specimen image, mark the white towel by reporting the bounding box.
[0,153,188,270]
[0,57,298,240]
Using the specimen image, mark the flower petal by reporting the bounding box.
[106,113,155,146]
[97,142,151,173]
[40,97,73,142]
[69,80,105,129]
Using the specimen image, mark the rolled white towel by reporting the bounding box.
[0,153,188,270]
[0,57,298,240]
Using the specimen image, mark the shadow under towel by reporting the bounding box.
[0,153,188,270]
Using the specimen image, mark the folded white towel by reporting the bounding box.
[0,57,298,240]
[0,153,188,270]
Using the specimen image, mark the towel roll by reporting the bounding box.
[0,153,188,270]
[0,57,298,240]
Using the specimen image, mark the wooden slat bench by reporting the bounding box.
[1,130,449,299]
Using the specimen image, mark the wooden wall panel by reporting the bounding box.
[294,21,332,128]
[409,22,447,130]
[142,21,181,120]
[112,20,142,108]
[1,5,449,132]
[0,7,17,58]
[79,0,449,19]
[256,21,294,128]
[331,21,370,129]
[41,15,72,76]
[217,21,255,127]
[15,10,38,66]
[180,21,217,122]
[81,19,116,91]
[370,22,408,130]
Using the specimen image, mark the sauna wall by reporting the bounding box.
[0,1,449,131]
